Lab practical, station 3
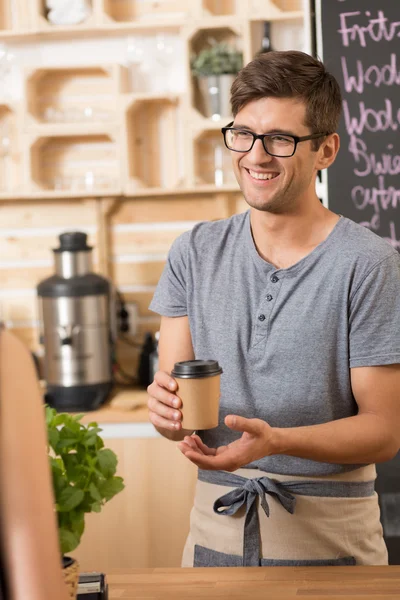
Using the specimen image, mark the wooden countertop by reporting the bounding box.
[77,387,150,425]
[106,566,400,599]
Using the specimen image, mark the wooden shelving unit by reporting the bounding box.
[0,0,306,201]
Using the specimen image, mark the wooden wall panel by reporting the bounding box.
[0,199,97,228]
[72,436,197,571]
[0,266,53,289]
[111,227,191,256]
[119,291,154,316]
[0,232,97,261]
[1,192,246,368]
[112,261,165,288]
[0,294,37,322]
[110,195,236,225]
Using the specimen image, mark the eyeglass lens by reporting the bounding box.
[225,130,296,157]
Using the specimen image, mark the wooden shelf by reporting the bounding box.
[36,0,97,31]
[29,132,121,194]
[24,64,123,129]
[123,94,184,192]
[0,104,22,194]
[101,0,190,24]
[194,130,236,187]
[0,2,306,202]
[0,8,304,43]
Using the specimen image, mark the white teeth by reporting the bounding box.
[248,170,278,180]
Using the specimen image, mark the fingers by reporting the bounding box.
[225,415,265,434]
[191,435,217,456]
[147,371,182,432]
[154,370,178,393]
[179,450,234,471]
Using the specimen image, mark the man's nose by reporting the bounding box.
[247,138,273,163]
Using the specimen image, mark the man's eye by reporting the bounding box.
[234,131,253,138]
[270,135,293,144]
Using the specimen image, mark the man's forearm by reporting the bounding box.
[271,413,399,464]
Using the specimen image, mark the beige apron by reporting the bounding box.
[182,464,388,567]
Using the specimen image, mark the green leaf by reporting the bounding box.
[98,477,125,502]
[48,427,60,449]
[90,502,102,513]
[45,405,57,427]
[97,449,117,478]
[89,482,102,502]
[59,527,80,555]
[57,487,85,512]
[69,510,85,538]
[83,431,99,447]
[63,454,82,481]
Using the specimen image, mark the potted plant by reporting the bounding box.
[45,406,125,599]
[190,39,243,119]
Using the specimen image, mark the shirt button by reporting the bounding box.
[258,314,266,321]
[271,275,279,283]
[266,295,273,301]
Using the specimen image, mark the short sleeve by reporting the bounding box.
[349,252,400,368]
[148,231,189,317]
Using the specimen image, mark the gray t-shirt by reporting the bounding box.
[149,210,400,476]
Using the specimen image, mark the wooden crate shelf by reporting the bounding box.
[0,104,21,194]
[194,129,236,187]
[202,1,237,16]
[101,0,190,24]
[0,0,307,203]
[29,133,121,195]
[123,95,183,193]
[24,65,123,128]
[188,25,242,120]
[36,0,97,30]
[0,0,34,30]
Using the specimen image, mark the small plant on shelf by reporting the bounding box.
[191,40,243,77]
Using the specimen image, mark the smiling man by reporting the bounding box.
[147,51,400,568]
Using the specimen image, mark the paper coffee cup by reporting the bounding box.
[171,360,223,430]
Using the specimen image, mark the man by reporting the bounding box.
[147,51,400,567]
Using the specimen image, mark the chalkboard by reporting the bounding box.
[317,0,400,251]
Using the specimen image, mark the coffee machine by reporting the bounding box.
[37,232,114,411]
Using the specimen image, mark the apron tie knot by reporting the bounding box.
[213,474,296,566]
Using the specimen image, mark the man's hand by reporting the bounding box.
[147,370,183,432]
[177,415,275,471]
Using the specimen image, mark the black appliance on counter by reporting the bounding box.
[78,572,108,599]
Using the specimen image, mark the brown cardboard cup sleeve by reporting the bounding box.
[171,360,223,430]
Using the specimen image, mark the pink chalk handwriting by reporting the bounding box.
[348,136,400,177]
[351,176,400,215]
[339,11,400,47]
[341,54,400,94]
[343,99,400,136]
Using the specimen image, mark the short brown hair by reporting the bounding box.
[231,51,342,148]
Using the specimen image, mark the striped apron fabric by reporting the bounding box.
[182,464,388,567]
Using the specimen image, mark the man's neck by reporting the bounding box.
[249,204,340,270]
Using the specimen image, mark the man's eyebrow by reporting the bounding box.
[232,124,297,136]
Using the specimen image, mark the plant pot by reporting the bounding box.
[197,74,235,119]
[62,556,79,599]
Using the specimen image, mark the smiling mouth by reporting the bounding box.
[246,169,280,181]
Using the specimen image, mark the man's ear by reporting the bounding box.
[315,133,340,170]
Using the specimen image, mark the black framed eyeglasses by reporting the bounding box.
[221,122,329,157]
